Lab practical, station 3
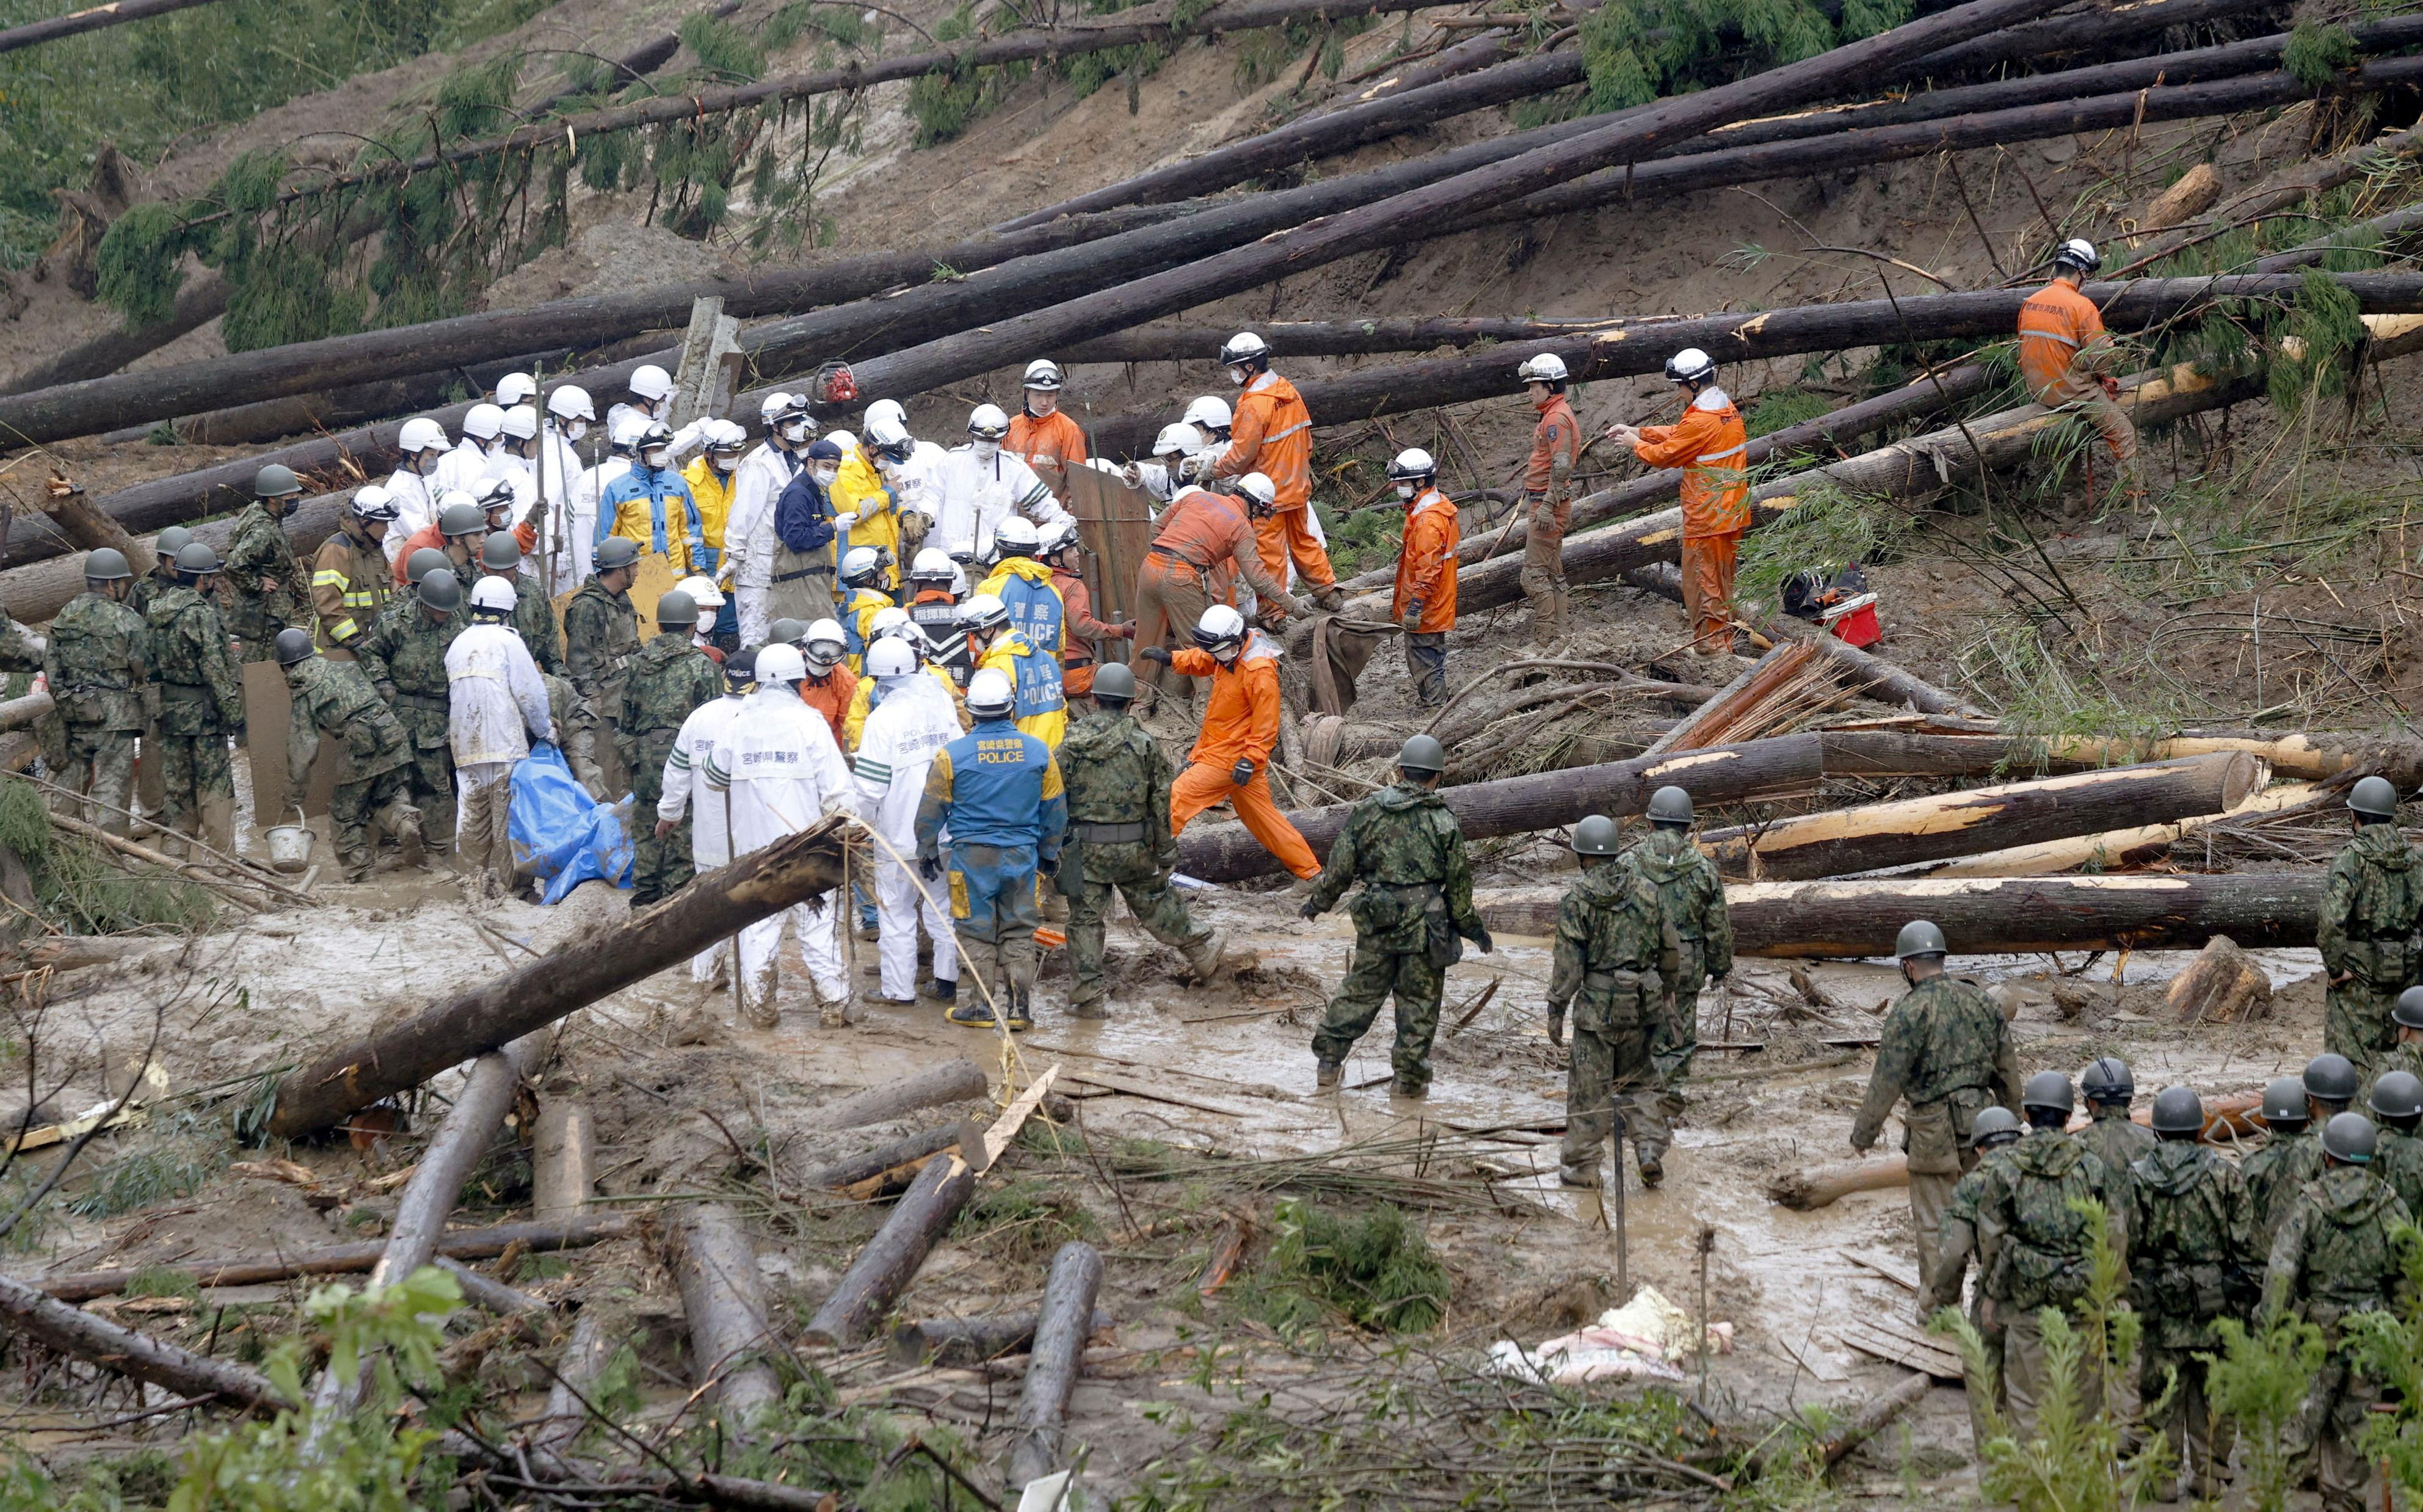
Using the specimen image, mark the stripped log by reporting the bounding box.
[804,1123,962,1198]
[0,1270,291,1412]
[1922,782,2322,877]
[35,1214,633,1301]
[434,1258,551,1318]
[1820,1372,1933,1465]
[0,692,54,733]
[266,816,852,1138]
[676,1204,781,1423]
[531,1100,595,1224]
[2121,118,2423,272]
[807,1059,989,1130]
[0,0,229,56]
[1767,1155,1909,1210]
[802,1154,978,1348]
[889,1307,1113,1367]
[1695,752,2268,881]
[1008,1241,1106,1486]
[371,1027,559,1287]
[2041,731,2423,785]
[533,1306,617,1455]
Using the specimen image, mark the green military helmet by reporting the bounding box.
[2149,1085,2204,1135]
[1646,785,1693,826]
[1969,1105,2022,1150]
[2261,1075,2310,1129]
[2080,1056,2132,1105]
[255,463,304,499]
[1572,814,1622,856]
[656,590,699,628]
[2348,774,2400,818]
[405,547,449,587]
[419,567,463,612]
[1894,919,1948,961]
[82,547,133,582]
[173,541,221,579]
[2022,1069,2076,1114]
[2367,1070,2422,1122]
[481,533,522,572]
[1397,733,1447,776]
[2320,1110,2378,1164]
[272,628,315,666]
[1092,661,1137,705]
[2305,1052,2359,1105]
[768,617,808,648]
[2397,985,2423,1030]
[438,501,486,539]
[154,525,193,561]
[595,537,641,571]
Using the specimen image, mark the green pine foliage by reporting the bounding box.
[2282,22,2356,91]
[0,776,214,934]
[1246,1197,1451,1336]
[1580,0,1913,113]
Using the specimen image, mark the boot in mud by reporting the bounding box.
[385,804,424,872]
[1559,1162,1601,1189]
[1182,929,1229,981]
[1314,1060,1342,1091]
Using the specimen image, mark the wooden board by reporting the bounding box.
[1773,1334,1851,1384]
[1844,1248,1923,1293]
[1062,465,1155,660]
[241,660,343,826]
[1834,1314,1965,1381]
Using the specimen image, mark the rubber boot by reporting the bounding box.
[1527,590,1558,646]
[1005,985,1034,1033]
[1314,1061,1343,1090]
[383,802,424,872]
[198,793,235,860]
[743,963,781,1030]
[1637,1154,1665,1189]
[1181,929,1227,981]
[1559,1162,1601,1188]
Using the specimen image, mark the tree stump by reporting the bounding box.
[2166,934,2273,1022]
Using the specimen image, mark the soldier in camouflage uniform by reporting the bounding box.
[129,525,190,620]
[1625,784,1731,1118]
[272,629,421,882]
[1967,1072,2123,1435]
[2126,1085,2256,1499]
[41,550,152,837]
[619,591,722,906]
[2075,1055,2156,1181]
[0,598,43,677]
[2262,1111,2416,1512]
[2362,986,2423,1107]
[2244,1075,2324,1246]
[1303,735,1491,1097]
[564,537,642,800]
[1852,920,2022,1285]
[222,465,311,661]
[1056,663,1225,1018]
[355,568,467,853]
[1547,813,1679,1189]
[1921,1104,2024,1452]
[2316,776,2422,1070]
[144,543,244,856]
[480,534,566,677]
[2364,1070,2423,1215]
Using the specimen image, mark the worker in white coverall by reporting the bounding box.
[385,417,451,567]
[861,400,950,552]
[446,575,555,896]
[436,403,507,497]
[925,404,1072,564]
[530,385,600,592]
[851,636,964,1007]
[702,641,856,1029]
[658,646,758,985]
[725,393,815,647]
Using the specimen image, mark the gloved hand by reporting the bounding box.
[1546,1011,1566,1049]
[2099,374,2122,398]
[1399,602,1423,634]
[1469,926,1494,956]
[1139,645,1172,665]
[1039,853,1059,877]
[919,854,942,881]
[1290,596,1319,618]
[1230,758,1255,787]
[833,511,859,529]
[1299,899,1321,920]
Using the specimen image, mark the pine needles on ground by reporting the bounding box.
[951,1175,1102,1265]
[0,777,215,936]
[1243,1196,1450,1336]
[1731,475,1915,620]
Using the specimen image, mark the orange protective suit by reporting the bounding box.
[1216,369,1334,593]
[1164,631,1318,879]
[1006,409,1089,500]
[797,664,857,748]
[2019,277,2138,474]
[1051,566,1133,698]
[389,522,456,586]
[1633,389,1749,656]
[1133,487,1294,702]
[1392,488,1459,633]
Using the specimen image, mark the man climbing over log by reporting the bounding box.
[1625,785,1731,1123]
[1546,813,1674,1188]
[1605,349,1748,660]
[2019,238,2141,503]
[1131,462,1300,711]
[1389,448,1458,709]
[2316,776,2422,1070]
[1139,604,1319,883]
[1212,332,1342,613]
[1516,353,1580,644]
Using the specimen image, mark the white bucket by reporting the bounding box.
[265,808,313,874]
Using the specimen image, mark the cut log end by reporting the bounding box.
[2165,934,2275,1023]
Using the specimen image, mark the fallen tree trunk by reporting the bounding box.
[434,1258,550,1319]
[1922,782,2321,878]
[807,1059,989,1130]
[0,1270,291,1412]
[1696,752,2268,880]
[369,1027,561,1288]
[36,1214,633,1302]
[531,1099,595,1224]
[1821,1373,1933,1464]
[1059,314,1661,365]
[889,1307,1113,1367]
[2121,118,2423,273]
[675,1204,782,1423]
[1009,1242,1106,1486]
[533,1306,617,1455]
[0,0,227,56]
[1766,1155,1909,1210]
[265,816,853,1138]
[1908,0,2273,75]
[802,1153,978,1347]
[2043,731,2423,785]
[0,691,53,733]
[803,1123,962,1196]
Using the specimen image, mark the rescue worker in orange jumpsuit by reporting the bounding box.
[1607,348,1749,660]
[2020,238,2139,500]
[1040,522,1133,705]
[1133,442,1302,710]
[1389,449,1461,708]
[796,617,857,749]
[1139,604,1321,882]
[1006,359,1090,503]
[1212,332,1343,612]
[1516,352,1581,644]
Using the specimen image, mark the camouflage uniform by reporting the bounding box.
[1056,707,1215,1013]
[354,603,465,849]
[562,575,639,801]
[40,590,152,835]
[617,632,720,906]
[1852,975,2022,1285]
[1626,825,1731,1111]
[2243,1125,2325,1248]
[2126,1140,2256,1496]
[284,656,416,881]
[1307,780,1486,1093]
[1969,1130,2119,1435]
[2359,1038,2423,1109]
[1546,859,1677,1185]
[2316,823,2423,1070]
[143,584,243,854]
[506,573,567,677]
[1924,1143,2019,1450]
[0,611,42,675]
[128,559,175,621]
[221,500,309,661]
[2075,1103,2156,1183]
[2263,1166,2416,1512]
[2373,1121,2423,1217]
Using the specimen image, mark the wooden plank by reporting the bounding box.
[1844,1248,1922,1292]
[241,658,344,825]
[984,1066,1059,1167]
[1058,1069,1251,1119]
[1062,465,1154,655]
[1834,1315,1963,1379]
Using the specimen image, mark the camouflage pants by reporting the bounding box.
[2141,1340,2224,1499]
[624,729,689,907]
[1068,852,1208,1010]
[1656,981,1702,1121]
[393,705,456,849]
[2002,1307,2102,1441]
[2324,978,2399,1070]
[1962,1297,2007,1455]
[153,730,233,853]
[565,703,616,802]
[1911,1169,1960,1295]
[53,725,136,837]
[2289,1347,2383,1512]
[331,765,415,881]
[1560,1022,1669,1180]
[1310,941,1444,1090]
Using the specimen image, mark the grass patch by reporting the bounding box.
[0,775,216,934]
[1238,1197,1449,1337]
[60,1110,234,1220]
[952,1176,1100,1264]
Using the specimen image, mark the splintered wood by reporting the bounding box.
[2167,934,2275,1022]
[1645,641,1848,758]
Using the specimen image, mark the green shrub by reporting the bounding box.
[1248,1197,1450,1335]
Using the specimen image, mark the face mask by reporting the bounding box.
[813,466,840,488]
[712,453,738,474]
[1229,368,1247,387]
[1213,643,1240,665]
[641,447,671,468]
[561,420,588,442]
[779,420,810,443]
[1395,483,1416,500]
[972,438,1000,460]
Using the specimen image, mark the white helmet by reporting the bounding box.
[959,592,1010,637]
[1387,448,1437,482]
[803,618,847,671]
[1665,347,1717,384]
[630,364,675,402]
[494,372,538,408]
[759,391,797,424]
[398,416,449,455]
[703,418,747,452]
[500,405,540,441]
[865,407,914,461]
[1235,473,1277,509]
[1023,358,1064,391]
[826,429,857,454]
[350,484,399,522]
[462,402,506,442]
[1040,520,1083,559]
[870,606,914,640]
[992,515,1040,556]
[910,547,957,584]
[469,575,518,614]
[755,642,806,684]
[547,385,595,422]
[841,545,887,586]
[967,403,1011,440]
[675,573,724,609]
[1182,395,1232,433]
[2054,236,2099,272]
[1152,423,1200,460]
[966,667,1017,719]
[437,487,482,517]
[867,638,918,678]
[1193,603,1248,650]
[610,413,652,451]
[1218,332,1270,368]
[865,398,907,432]
[1516,352,1569,385]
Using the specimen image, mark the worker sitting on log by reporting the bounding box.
[2317,775,2423,1071]
[2019,238,2141,503]
[1138,604,1320,884]
[1849,920,2021,1286]
[1624,785,1731,1124]
[1545,813,1673,1188]
[1388,448,1459,710]
[1211,332,1343,614]
[1605,348,1748,660]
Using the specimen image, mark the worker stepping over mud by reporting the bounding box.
[1546,813,1674,1189]
[1139,604,1318,883]
[1622,785,1731,1125]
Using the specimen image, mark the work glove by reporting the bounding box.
[286,762,310,795]
[1139,645,1173,666]
[1290,595,1319,618]
[2099,374,2122,398]
[1038,854,1059,878]
[1467,926,1494,956]
[1230,758,1255,787]
[1299,899,1322,920]
[1398,603,1423,634]
[834,511,859,529]
[919,854,942,881]
[1546,1008,1566,1049]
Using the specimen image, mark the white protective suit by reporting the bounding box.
[382,467,441,567]
[530,425,598,590]
[928,444,1070,562]
[658,688,749,982]
[851,671,964,1001]
[703,684,856,1019]
[725,439,804,647]
[434,437,499,498]
[445,621,554,884]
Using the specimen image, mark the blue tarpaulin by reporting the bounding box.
[509,743,631,902]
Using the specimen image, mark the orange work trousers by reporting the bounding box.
[1254,506,1335,593]
[1681,531,1743,656]
[1133,555,1214,709]
[1169,761,1320,880]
